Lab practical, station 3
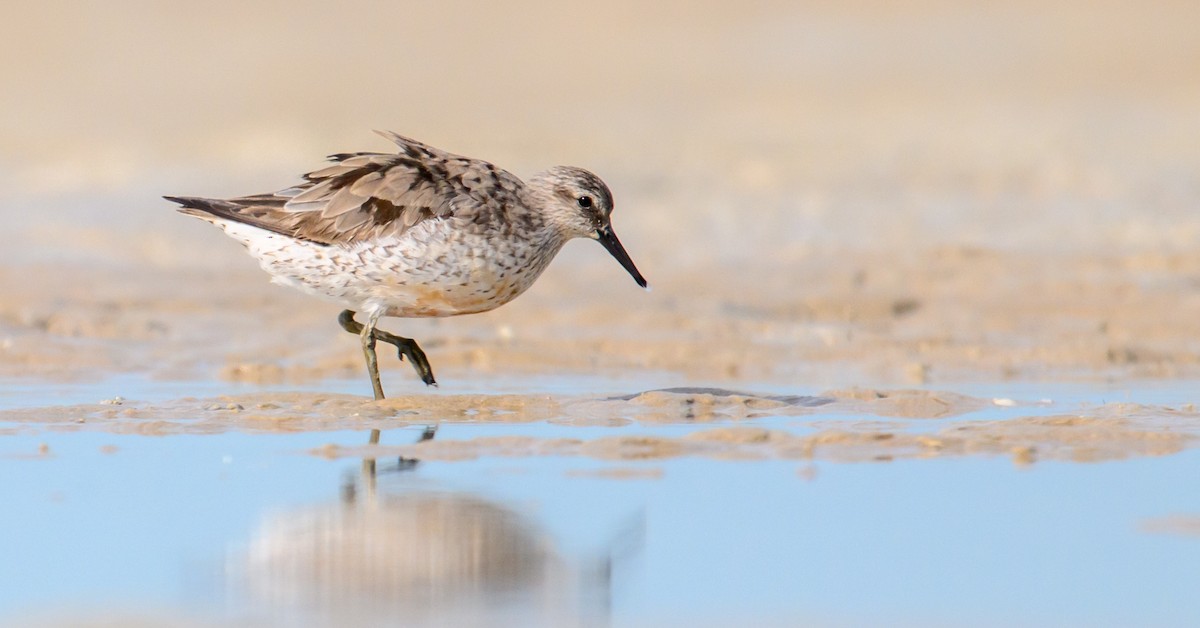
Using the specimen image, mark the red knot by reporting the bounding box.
[166,131,647,399]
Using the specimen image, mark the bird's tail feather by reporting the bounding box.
[163,195,241,221]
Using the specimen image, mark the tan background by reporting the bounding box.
[2,0,1200,388]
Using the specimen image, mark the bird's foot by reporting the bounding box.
[373,329,437,387]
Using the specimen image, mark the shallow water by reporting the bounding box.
[4,379,1200,627]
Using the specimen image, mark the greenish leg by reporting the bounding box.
[338,310,438,392]
[359,312,386,400]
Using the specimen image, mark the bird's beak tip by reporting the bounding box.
[596,226,648,291]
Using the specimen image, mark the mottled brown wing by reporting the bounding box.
[193,131,525,246]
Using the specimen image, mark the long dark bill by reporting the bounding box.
[597,226,648,288]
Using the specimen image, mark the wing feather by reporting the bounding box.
[169,132,526,246]
[348,170,386,196]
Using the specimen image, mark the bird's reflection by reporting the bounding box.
[233,426,633,628]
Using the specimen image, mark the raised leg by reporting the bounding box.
[338,310,438,391]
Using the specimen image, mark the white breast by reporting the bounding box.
[214,217,563,318]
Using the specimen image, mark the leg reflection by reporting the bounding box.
[350,425,436,504]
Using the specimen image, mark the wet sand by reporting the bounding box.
[4,0,1200,625]
[3,387,1195,464]
[0,0,1197,480]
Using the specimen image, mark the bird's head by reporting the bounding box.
[528,166,647,289]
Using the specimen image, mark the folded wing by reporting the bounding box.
[167,131,524,246]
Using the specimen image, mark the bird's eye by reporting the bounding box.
[577,196,593,209]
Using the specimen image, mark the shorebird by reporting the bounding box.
[166,131,647,399]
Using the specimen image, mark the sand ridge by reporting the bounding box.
[3,388,1196,465]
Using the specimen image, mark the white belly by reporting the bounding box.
[218,218,561,318]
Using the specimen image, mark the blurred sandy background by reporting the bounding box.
[2,0,1200,389]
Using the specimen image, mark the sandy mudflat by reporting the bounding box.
[2,0,1200,449]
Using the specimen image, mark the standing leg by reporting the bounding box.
[360,309,386,400]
